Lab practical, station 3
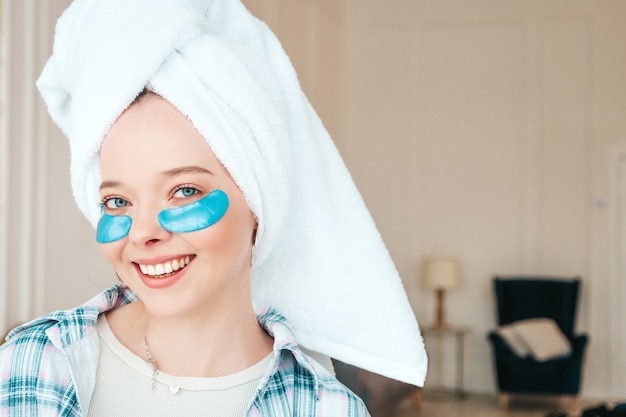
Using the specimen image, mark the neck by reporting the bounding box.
[108,297,273,378]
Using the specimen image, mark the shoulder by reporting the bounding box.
[315,370,371,416]
[1,317,62,370]
[255,352,369,416]
[0,322,77,414]
[0,307,76,377]
[0,285,134,413]
[4,284,135,347]
[1,284,134,368]
[254,308,370,416]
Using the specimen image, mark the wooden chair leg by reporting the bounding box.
[554,395,579,415]
[498,392,509,408]
[569,395,580,415]
[410,389,423,410]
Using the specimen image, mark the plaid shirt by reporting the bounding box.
[0,284,369,416]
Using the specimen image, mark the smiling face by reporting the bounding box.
[98,93,257,319]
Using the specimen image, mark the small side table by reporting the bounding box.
[421,325,471,399]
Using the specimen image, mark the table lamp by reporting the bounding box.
[422,256,461,329]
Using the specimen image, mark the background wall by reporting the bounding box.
[339,0,626,399]
[2,0,626,399]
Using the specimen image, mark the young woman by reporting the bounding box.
[0,0,427,415]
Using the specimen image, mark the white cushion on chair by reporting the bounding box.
[496,325,531,357]
[497,318,571,361]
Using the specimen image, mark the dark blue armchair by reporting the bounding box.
[487,276,588,410]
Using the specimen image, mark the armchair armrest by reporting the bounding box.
[570,333,589,358]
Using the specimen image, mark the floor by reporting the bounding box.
[388,392,608,417]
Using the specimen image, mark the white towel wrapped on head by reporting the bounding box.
[37,0,427,386]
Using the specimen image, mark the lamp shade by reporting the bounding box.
[422,256,461,291]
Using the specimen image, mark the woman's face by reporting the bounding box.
[98,94,256,318]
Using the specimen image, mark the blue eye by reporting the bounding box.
[174,186,199,198]
[104,197,129,209]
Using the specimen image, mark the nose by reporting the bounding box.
[128,206,171,247]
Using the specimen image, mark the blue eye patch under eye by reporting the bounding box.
[96,210,132,243]
[158,189,229,233]
[96,190,230,243]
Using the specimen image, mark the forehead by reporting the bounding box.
[99,94,221,176]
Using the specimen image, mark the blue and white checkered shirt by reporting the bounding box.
[0,284,369,416]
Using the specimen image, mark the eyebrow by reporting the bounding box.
[162,166,214,177]
[99,180,120,191]
[99,166,213,191]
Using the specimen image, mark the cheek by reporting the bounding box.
[99,242,124,265]
[191,200,254,254]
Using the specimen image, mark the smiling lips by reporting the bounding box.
[138,255,192,278]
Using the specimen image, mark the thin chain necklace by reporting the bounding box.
[143,337,181,396]
[143,337,159,392]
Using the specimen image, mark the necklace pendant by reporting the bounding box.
[169,385,180,396]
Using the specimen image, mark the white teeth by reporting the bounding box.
[139,256,190,277]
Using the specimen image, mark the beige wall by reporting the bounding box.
[2,0,626,399]
[339,0,626,398]
[1,0,111,334]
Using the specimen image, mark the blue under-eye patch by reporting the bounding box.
[158,189,229,233]
[96,190,229,243]
[96,211,132,243]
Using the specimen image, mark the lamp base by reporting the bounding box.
[433,288,450,329]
